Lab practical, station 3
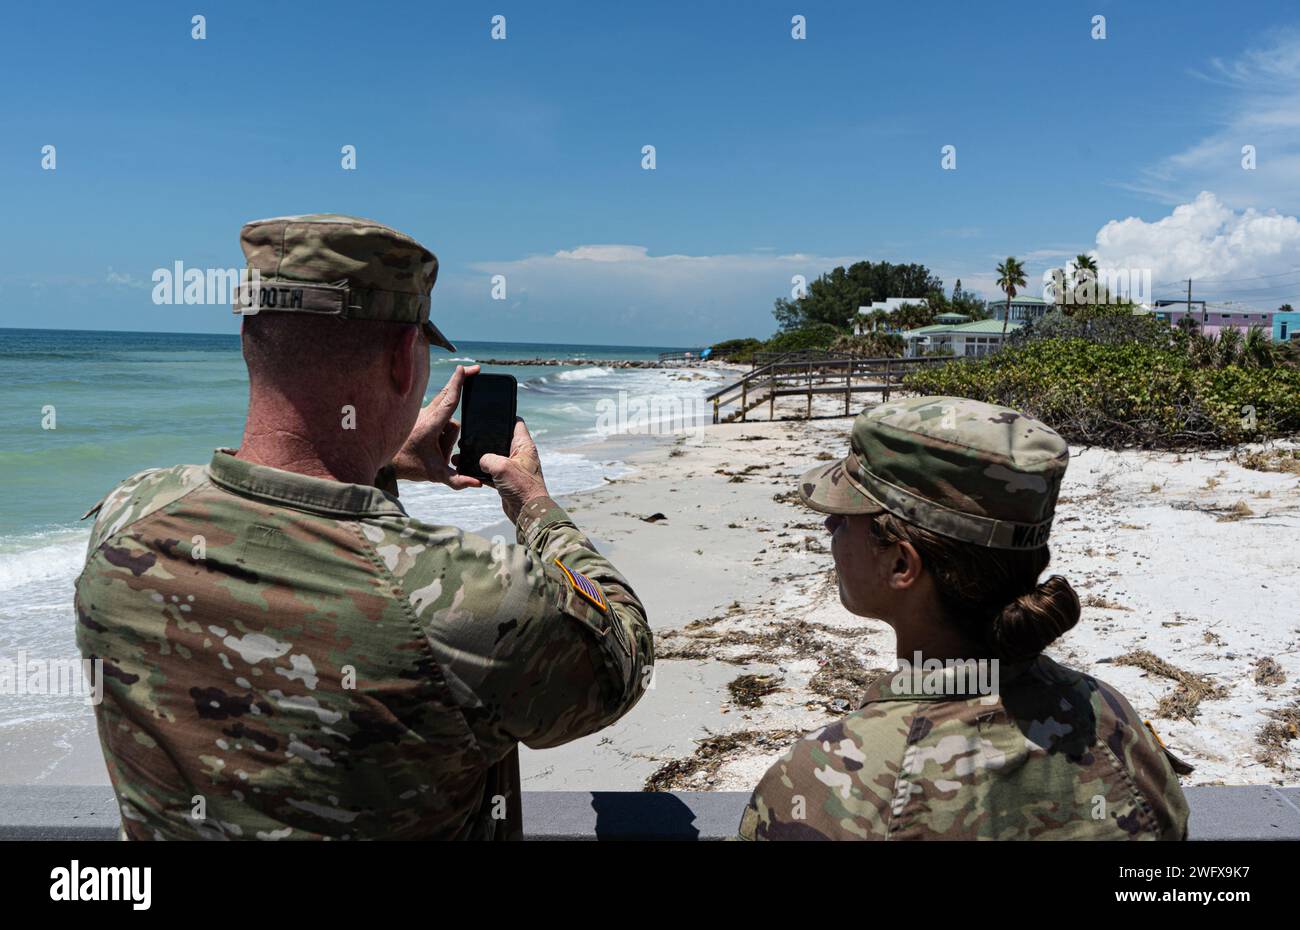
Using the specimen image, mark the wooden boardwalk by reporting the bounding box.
[657,350,708,366]
[706,352,954,423]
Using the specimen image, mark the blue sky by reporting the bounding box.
[5,0,1300,344]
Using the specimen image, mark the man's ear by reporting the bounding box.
[389,325,421,396]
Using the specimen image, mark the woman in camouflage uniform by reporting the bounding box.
[739,396,1191,841]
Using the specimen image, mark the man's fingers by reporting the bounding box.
[451,363,481,396]
[439,421,460,459]
[508,417,536,456]
[435,367,465,414]
[429,365,480,425]
[478,452,510,477]
[446,473,483,490]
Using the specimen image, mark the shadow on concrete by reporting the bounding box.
[591,791,699,840]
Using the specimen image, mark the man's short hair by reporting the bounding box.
[241,314,419,383]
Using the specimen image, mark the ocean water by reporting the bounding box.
[0,328,727,728]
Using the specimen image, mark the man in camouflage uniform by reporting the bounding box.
[75,215,653,840]
[739,396,1191,840]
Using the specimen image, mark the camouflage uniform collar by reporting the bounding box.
[207,449,406,518]
[859,655,1042,705]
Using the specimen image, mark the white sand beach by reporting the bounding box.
[520,401,1300,792]
[7,388,1298,795]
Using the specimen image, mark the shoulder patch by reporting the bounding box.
[554,559,608,614]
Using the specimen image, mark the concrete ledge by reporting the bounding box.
[1,785,1297,840]
[0,785,123,841]
[1184,786,1300,840]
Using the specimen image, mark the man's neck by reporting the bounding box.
[235,424,384,487]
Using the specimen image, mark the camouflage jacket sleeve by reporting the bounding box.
[1093,679,1192,841]
[738,717,894,841]
[408,496,654,760]
[739,734,820,841]
[81,465,209,557]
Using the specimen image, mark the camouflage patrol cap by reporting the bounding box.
[232,213,456,352]
[799,396,1069,550]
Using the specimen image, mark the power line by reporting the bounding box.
[1153,296,1298,309]
[1186,278,1300,295]
[1152,266,1300,288]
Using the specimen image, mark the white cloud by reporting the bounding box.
[1019,248,1077,263]
[1093,191,1300,305]
[106,267,147,289]
[549,245,652,263]
[444,245,862,343]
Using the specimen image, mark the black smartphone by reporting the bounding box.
[457,373,518,482]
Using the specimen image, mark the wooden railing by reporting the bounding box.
[705,354,957,424]
[657,350,707,365]
[749,348,836,369]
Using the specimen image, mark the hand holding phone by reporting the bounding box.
[391,364,482,488]
[478,419,550,524]
[456,373,518,482]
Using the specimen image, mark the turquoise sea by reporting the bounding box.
[0,328,726,727]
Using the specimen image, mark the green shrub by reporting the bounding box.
[710,326,848,364]
[903,338,1300,449]
[1007,309,1174,349]
[709,337,765,363]
[830,332,904,358]
[764,323,845,354]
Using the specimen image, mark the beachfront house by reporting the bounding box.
[1273,310,1300,343]
[853,297,928,335]
[900,318,1023,357]
[989,296,1051,324]
[1153,299,1207,318]
[1153,301,1276,337]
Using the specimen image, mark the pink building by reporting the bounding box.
[1153,303,1276,338]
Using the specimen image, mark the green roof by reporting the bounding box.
[900,319,1022,337]
[953,319,1023,334]
[899,324,952,336]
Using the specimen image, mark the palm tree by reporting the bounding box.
[1216,326,1243,368]
[996,257,1027,340]
[1276,337,1300,369]
[1045,266,1069,308]
[857,308,889,334]
[1188,331,1217,368]
[1072,254,1098,311]
[831,332,903,358]
[1242,325,1274,368]
[894,301,933,331]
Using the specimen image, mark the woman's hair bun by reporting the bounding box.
[988,574,1081,660]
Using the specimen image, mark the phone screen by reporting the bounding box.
[457,373,518,481]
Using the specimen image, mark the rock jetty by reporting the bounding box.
[472,358,666,368]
